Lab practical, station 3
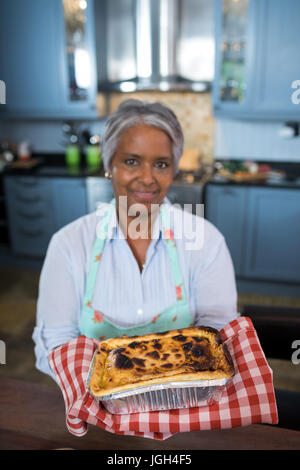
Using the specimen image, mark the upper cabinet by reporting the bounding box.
[0,0,97,119]
[1,0,299,120]
[213,0,251,115]
[213,0,300,119]
[251,0,300,119]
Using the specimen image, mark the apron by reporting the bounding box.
[80,198,193,340]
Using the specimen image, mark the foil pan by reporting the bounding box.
[86,351,233,414]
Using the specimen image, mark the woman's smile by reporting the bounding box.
[132,190,158,201]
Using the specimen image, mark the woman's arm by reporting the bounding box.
[192,229,240,331]
[32,232,82,380]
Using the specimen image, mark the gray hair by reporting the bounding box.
[101,99,184,174]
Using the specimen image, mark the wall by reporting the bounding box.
[0,119,107,154]
[215,119,300,162]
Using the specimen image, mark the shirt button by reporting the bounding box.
[137,309,143,315]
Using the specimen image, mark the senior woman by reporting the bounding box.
[33,99,239,379]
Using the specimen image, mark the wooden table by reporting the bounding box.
[0,377,299,450]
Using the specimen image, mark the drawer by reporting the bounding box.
[7,207,56,258]
[10,210,54,233]
[7,198,52,218]
[4,176,53,205]
[4,177,56,257]
[5,190,55,233]
[9,225,54,257]
[7,176,42,186]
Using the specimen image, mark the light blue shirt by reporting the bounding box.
[32,198,240,379]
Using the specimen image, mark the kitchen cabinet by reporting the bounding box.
[244,187,300,282]
[53,178,87,230]
[251,0,300,119]
[213,0,254,117]
[0,0,97,119]
[4,176,56,257]
[204,185,247,276]
[204,183,300,284]
[213,0,300,119]
[4,175,87,257]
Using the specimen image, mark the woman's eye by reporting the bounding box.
[155,161,169,169]
[125,158,137,166]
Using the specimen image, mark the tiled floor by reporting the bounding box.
[0,266,300,392]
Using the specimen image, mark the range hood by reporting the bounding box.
[95,0,215,92]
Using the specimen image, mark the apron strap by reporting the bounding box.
[160,204,187,302]
[83,200,115,305]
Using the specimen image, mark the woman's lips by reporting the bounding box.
[133,191,158,200]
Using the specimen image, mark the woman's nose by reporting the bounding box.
[138,164,155,185]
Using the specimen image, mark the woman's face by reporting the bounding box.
[110,124,175,211]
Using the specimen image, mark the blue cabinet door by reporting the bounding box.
[0,0,97,119]
[244,187,300,282]
[53,178,87,230]
[58,0,98,118]
[213,0,300,119]
[252,0,300,119]
[0,0,62,116]
[4,176,56,257]
[213,0,257,118]
[204,184,248,276]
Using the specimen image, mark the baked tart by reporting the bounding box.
[89,326,235,397]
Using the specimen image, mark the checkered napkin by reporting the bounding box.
[48,316,278,440]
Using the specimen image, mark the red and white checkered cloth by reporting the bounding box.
[48,316,278,440]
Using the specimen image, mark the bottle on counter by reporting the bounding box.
[62,126,81,169]
[65,142,81,168]
[81,130,101,171]
[18,141,31,160]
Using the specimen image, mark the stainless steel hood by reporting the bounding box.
[95,0,215,92]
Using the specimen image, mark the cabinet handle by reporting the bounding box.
[222,188,236,196]
[15,193,41,203]
[16,178,38,186]
[16,209,43,219]
[17,227,44,237]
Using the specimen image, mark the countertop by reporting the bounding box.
[206,174,300,189]
[2,156,300,189]
[2,162,104,178]
[1,377,300,450]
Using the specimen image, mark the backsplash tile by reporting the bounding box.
[103,91,215,164]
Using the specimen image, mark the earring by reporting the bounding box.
[104,171,112,180]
